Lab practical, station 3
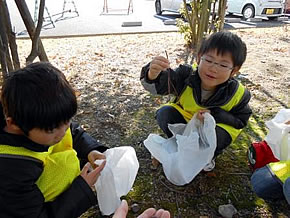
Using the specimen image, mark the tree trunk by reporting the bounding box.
[197,0,210,51]
[0,38,8,79]
[26,0,45,65]
[217,0,227,31]
[0,1,13,76]
[14,0,48,63]
[1,0,20,70]
[178,0,228,51]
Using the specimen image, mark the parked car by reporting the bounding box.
[155,0,191,15]
[154,0,219,15]
[227,0,284,20]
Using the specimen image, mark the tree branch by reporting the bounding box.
[0,1,13,76]
[14,0,48,63]
[2,0,20,69]
[0,37,8,79]
[26,0,45,65]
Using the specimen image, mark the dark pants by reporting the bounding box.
[156,105,232,157]
[251,166,288,201]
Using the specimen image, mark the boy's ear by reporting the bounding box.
[5,117,22,133]
[230,66,241,77]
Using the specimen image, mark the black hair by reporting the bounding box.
[1,62,77,135]
[198,31,247,67]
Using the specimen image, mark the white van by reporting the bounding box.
[155,0,284,20]
[155,0,217,15]
[155,0,190,15]
[227,0,284,20]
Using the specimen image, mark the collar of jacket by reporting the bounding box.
[0,130,49,152]
[0,105,49,152]
[0,103,48,152]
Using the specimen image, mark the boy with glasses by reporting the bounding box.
[140,31,252,171]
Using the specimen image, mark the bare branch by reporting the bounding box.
[0,1,13,74]
[14,0,48,63]
[26,0,45,65]
[0,37,8,79]
[2,0,20,69]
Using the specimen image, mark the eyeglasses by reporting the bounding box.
[201,56,233,72]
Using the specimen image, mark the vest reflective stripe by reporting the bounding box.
[269,161,290,183]
[165,102,204,122]
[0,128,80,202]
[220,83,245,112]
[164,83,245,141]
[165,86,205,122]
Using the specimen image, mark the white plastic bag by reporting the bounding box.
[265,109,290,160]
[144,112,217,186]
[94,146,139,215]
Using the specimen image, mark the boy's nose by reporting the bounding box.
[56,123,70,139]
[209,63,219,72]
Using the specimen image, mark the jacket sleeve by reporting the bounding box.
[71,122,108,160]
[41,176,97,218]
[210,89,252,129]
[140,62,192,96]
[0,158,97,218]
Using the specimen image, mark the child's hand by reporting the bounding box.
[196,109,210,123]
[112,200,128,218]
[148,56,170,80]
[88,150,106,169]
[80,160,106,187]
[137,208,170,218]
[113,200,170,218]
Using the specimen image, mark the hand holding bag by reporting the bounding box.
[144,112,217,186]
[94,146,139,215]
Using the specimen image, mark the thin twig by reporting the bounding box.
[227,173,251,175]
[165,50,171,95]
[159,179,208,197]
[159,179,188,195]
[164,50,178,96]
[165,50,168,59]
[175,192,181,218]
[230,184,239,202]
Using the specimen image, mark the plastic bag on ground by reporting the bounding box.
[144,113,217,186]
[265,109,290,160]
[94,146,139,215]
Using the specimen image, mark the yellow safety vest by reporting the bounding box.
[0,128,80,202]
[269,161,290,183]
[165,83,246,141]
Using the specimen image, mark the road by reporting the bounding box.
[7,0,290,38]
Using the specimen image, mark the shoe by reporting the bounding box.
[151,157,160,170]
[203,159,215,172]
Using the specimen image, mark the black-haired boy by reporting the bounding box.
[141,31,252,170]
[0,62,107,217]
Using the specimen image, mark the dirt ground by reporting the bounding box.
[16,25,290,217]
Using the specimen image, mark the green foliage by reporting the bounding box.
[177,0,227,51]
[176,18,192,45]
